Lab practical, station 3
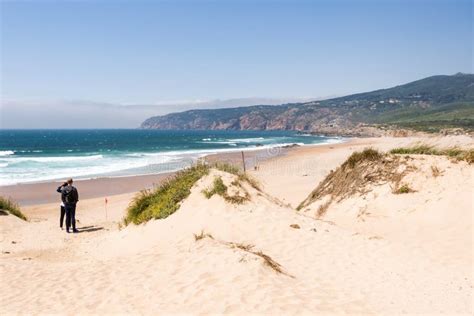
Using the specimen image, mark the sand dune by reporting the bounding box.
[1,136,473,315]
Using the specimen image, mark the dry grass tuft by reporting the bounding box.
[289,224,301,229]
[344,148,383,168]
[231,242,255,251]
[230,243,292,276]
[431,165,442,177]
[193,233,293,277]
[464,149,474,164]
[297,148,413,211]
[194,230,214,241]
[316,200,331,218]
[254,251,286,275]
[0,196,27,221]
[390,145,474,164]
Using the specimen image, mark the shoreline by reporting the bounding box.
[1,141,343,206]
[4,133,472,207]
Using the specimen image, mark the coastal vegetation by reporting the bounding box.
[124,164,210,225]
[390,145,474,163]
[0,196,27,221]
[124,162,259,225]
[193,232,292,277]
[203,176,227,199]
[298,144,473,216]
[213,162,261,191]
[202,176,251,204]
[297,148,414,212]
[343,148,383,168]
[393,183,414,194]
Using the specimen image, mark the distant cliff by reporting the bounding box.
[141,74,474,134]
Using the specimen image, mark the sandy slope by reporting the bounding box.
[1,136,473,315]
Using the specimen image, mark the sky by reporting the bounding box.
[0,0,472,128]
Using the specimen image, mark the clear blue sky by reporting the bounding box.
[1,0,472,105]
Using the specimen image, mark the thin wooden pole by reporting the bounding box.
[105,197,108,220]
[241,151,246,172]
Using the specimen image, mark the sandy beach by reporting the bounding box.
[0,145,285,206]
[1,135,473,315]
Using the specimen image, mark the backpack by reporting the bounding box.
[64,187,78,204]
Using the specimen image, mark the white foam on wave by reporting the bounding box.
[227,137,266,143]
[0,156,165,186]
[18,150,43,153]
[199,140,238,145]
[0,150,15,156]
[320,137,345,144]
[200,137,271,145]
[0,152,192,185]
[2,154,104,163]
[0,136,346,186]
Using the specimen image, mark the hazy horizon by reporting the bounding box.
[1,0,472,128]
[0,97,317,129]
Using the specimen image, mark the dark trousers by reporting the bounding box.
[60,205,66,228]
[65,203,77,231]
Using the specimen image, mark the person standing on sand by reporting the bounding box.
[56,181,67,229]
[60,178,79,233]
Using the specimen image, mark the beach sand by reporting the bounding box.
[1,135,473,315]
[0,146,281,206]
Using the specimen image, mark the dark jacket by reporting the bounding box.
[60,185,79,205]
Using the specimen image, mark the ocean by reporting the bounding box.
[0,129,343,186]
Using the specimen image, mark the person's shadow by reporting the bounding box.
[76,225,104,233]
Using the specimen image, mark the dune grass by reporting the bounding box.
[194,232,293,277]
[194,230,214,241]
[124,162,259,225]
[203,176,228,199]
[390,145,438,155]
[297,148,413,212]
[390,145,474,163]
[343,148,383,168]
[124,164,210,225]
[0,196,27,221]
[213,162,261,191]
[430,165,442,177]
[202,175,250,204]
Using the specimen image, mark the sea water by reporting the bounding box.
[0,129,343,185]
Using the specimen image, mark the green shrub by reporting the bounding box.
[123,164,210,225]
[0,196,27,221]
[394,184,413,194]
[203,176,228,199]
[203,175,250,204]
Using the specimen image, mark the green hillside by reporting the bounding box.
[142,73,474,134]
